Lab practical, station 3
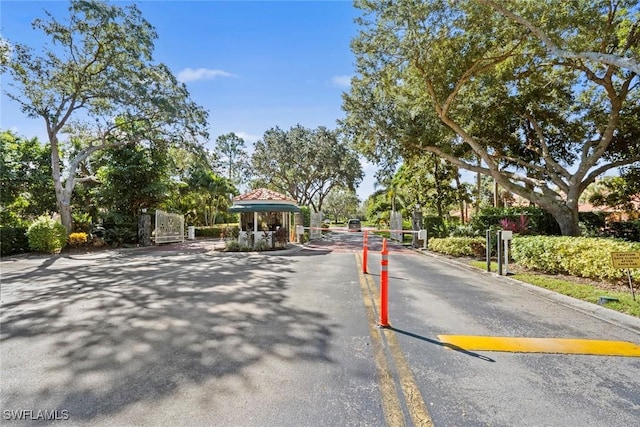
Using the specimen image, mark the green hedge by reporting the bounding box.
[27,217,67,253]
[0,227,30,256]
[428,237,486,257]
[511,236,640,282]
[469,206,561,235]
[195,225,239,239]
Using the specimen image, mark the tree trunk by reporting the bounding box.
[51,138,73,233]
[476,155,481,215]
[546,203,581,236]
[555,211,581,236]
[455,173,465,224]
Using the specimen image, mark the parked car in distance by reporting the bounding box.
[347,218,362,232]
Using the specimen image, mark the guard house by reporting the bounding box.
[228,188,300,247]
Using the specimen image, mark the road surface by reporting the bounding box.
[1,233,639,426]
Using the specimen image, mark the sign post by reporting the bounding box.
[610,252,640,301]
[501,231,513,275]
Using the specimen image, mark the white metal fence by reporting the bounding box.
[155,209,184,244]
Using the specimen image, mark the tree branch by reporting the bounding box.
[476,0,640,74]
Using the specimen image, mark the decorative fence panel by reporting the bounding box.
[390,211,403,242]
[155,210,185,244]
[310,211,323,240]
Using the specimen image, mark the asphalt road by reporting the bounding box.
[1,234,639,426]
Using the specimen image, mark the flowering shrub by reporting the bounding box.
[68,232,88,247]
[499,215,529,234]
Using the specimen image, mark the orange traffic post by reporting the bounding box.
[378,238,390,328]
[362,231,368,274]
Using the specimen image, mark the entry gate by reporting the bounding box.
[155,209,185,244]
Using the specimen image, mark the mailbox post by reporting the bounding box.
[501,230,513,275]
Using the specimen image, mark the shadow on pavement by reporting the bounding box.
[391,327,495,363]
[1,251,334,421]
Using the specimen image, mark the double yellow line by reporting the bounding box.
[356,253,434,427]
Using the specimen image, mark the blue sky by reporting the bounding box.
[0,0,378,199]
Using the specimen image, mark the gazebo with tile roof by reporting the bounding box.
[228,188,300,247]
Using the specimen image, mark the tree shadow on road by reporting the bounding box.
[1,251,334,421]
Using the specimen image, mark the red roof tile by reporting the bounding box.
[234,188,297,203]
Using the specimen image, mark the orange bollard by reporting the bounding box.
[379,238,390,328]
[362,231,368,274]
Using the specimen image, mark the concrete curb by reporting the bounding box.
[414,248,640,335]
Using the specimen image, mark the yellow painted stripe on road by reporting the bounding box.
[372,279,434,426]
[356,253,434,426]
[438,335,640,357]
[355,254,405,426]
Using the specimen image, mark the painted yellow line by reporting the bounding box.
[438,335,640,357]
[355,253,405,426]
[368,276,433,426]
[356,253,434,426]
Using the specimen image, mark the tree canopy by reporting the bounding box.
[251,124,363,212]
[0,0,208,232]
[214,132,251,192]
[0,130,56,226]
[342,0,640,235]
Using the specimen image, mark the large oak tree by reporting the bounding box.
[252,124,363,212]
[1,0,208,232]
[342,0,639,235]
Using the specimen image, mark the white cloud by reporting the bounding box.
[177,67,236,83]
[331,75,352,88]
[235,132,261,144]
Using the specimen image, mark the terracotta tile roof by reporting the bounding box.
[234,188,297,203]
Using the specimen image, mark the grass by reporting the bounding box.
[469,260,640,318]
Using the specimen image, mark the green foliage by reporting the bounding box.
[428,237,486,258]
[254,239,269,251]
[27,216,67,253]
[95,145,172,220]
[586,172,640,214]
[0,130,56,226]
[251,125,363,211]
[363,189,392,226]
[392,154,464,219]
[511,236,640,282]
[180,160,238,227]
[224,240,249,252]
[448,224,480,238]
[215,133,251,190]
[195,226,222,238]
[606,221,640,242]
[2,0,209,232]
[300,206,311,228]
[100,212,137,247]
[323,188,360,223]
[343,0,639,236]
[0,227,30,256]
[72,212,93,233]
[423,215,448,239]
[470,207,560,235]
[104,225,137,247]
[578,212,608,235]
